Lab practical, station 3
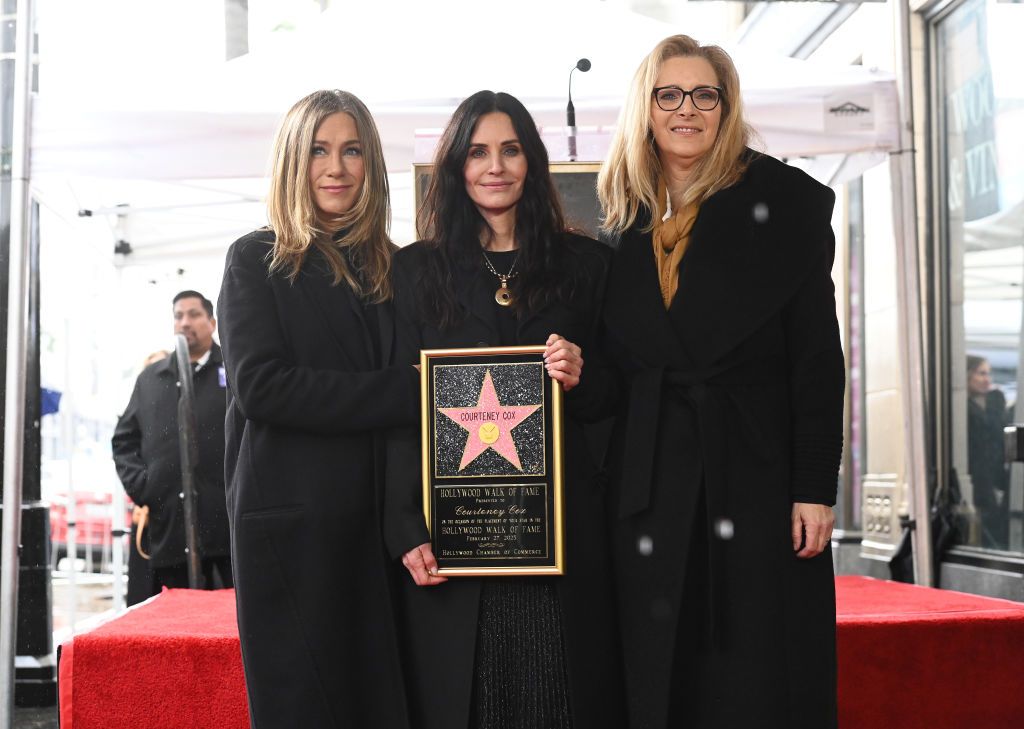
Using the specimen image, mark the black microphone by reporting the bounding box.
[567,58,591,161]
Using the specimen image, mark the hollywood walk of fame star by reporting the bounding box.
[438,369,541,471]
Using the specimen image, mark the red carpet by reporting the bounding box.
[58,577,1024,728]
[836,576,1024,729]
[59,589,248,729]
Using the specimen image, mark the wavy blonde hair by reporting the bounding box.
[266,89,394,301]
[598,35,754,234]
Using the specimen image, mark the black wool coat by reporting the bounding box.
[112,344,229,568]
[217,230,419,729]
[967,389,1008,507]
[603,152,845,729]
[384,234,626,729]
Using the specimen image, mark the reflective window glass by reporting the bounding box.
[941,0,1024,552]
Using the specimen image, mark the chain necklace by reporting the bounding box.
[481,248,520,307]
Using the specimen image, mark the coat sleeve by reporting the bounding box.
[111,378,151,506]
[563,244,624,423]
[383,252,432,559]
[783,190,846,506]
[217,235,419,435]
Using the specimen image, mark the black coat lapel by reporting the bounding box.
[453,264,501,344]
[297,259,372,370]
[605,221,689,368]
[516,296,559,344]
[668,171,826,368]
[377,300,395,366]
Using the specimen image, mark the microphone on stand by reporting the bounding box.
[567,58,591,162]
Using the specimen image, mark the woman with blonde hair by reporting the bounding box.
[599,35,844,728]
[218,89,418,728]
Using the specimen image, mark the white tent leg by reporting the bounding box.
[890,0,933,585]
[0,0,37,724]
[63,319,77,634]
[111,486,127,612]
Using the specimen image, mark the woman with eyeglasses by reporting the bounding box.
[384,90,625,729]
[598,35,845,728]
[218,90,418,728]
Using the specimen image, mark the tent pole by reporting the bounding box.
[0,0,37,723]
[889,0,933,586]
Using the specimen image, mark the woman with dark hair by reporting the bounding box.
[598,35,844,728]
[967,354,1009,548]
[218,89,418,728]
[385,90,624,729]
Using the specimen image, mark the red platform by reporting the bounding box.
[58,577,1024,729]
[836,576,1024,728]
[59,589,248,729]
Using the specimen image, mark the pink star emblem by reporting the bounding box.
[438,369,541,471]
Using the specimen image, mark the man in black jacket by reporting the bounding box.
[112,290,232,593]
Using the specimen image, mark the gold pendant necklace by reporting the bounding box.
[482,249,520,307]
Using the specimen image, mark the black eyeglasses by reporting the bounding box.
[652,85,723,112]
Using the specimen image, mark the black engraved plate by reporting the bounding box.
[421,347,564,576]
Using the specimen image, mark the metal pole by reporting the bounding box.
[110,485,127,612]
[889,0,933,586]
[174,335,203,589]
[0,0,35,722]
[62,320,77,633]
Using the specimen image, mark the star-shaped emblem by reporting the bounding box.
[438,369,541,471]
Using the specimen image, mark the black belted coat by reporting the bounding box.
[384,234,626,729]
[218,230,419,729]
[603,152,845,729]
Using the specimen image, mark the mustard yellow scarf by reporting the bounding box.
[652,204,699,309]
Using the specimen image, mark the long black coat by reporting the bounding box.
[603,152,845,729]
[111,344,229,568]
[384,234,626,729]
[968,389,1009,547]
[217,230,419,729]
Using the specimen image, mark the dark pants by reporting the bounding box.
[154,555,234,590]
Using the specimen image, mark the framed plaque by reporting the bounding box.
[420,346,564,576]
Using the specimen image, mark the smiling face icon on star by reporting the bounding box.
[478,422,500,444]
[438,370,540,471]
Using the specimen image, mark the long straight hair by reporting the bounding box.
[266,89,394,301]
[598,35,754,234]
[417,90,571,328]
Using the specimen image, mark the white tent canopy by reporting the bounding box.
[31,0,898,270]
[33,0,897,181]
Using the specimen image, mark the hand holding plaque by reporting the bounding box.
[420,346,565,576]
[543,333,583,392]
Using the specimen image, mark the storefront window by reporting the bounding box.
[940,0,1024,552]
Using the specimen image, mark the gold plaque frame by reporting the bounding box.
[420,345,565,576]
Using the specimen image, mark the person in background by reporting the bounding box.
[967,354,1009,548]
[385,90,625,729]
[217,89,418,728]
[597,34,845,728]
[112,292,232,595]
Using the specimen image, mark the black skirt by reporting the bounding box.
[469,578,573,729]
